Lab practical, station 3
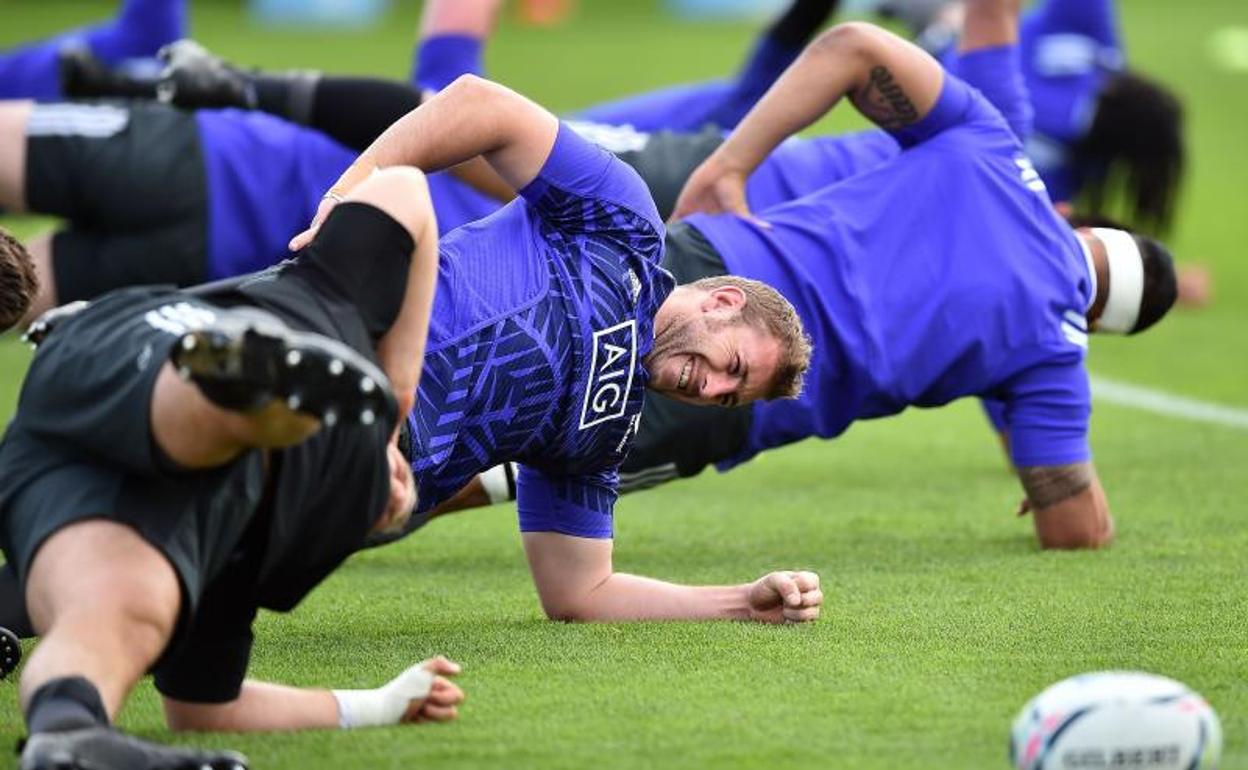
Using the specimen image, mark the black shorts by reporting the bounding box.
[620,223,752,492]
[614,127,724,221]
[24,102,209,302]
[0,203,413,698]
[0,287,267,624]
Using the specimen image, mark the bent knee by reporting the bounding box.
[346,166,432,242]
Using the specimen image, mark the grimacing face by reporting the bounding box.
[644,287,782,407]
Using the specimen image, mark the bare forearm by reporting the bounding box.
[712,23,939,175]
[359,75,556,190]
[553,573,752,622]
[164,680,339,733]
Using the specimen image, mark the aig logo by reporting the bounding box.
[579,320,637,429]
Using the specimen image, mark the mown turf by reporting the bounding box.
[1,1,1246,768]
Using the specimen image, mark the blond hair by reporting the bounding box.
[689,275,811,399]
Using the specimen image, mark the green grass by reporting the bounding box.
[2,0,1247,768]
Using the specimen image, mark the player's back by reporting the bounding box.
[686,77,1093,463]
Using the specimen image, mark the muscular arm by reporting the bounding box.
[522,532,821,623]
[670,22,944,218]
[347,75,559,193]
[1017,462,1114,549]
[702,23,942,179]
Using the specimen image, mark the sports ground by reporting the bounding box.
[1,0,1246,767]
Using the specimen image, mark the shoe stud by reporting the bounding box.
[285,350,302,367]
[328,359,344,376]
[360,377,375,394]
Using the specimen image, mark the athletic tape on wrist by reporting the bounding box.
[1091,228,1144,334]
[480,462,518,505]
[332,663,436,729]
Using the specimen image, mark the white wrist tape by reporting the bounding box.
[1092,227,1144,334]
[332,661,436,729]
[479,462,518,505]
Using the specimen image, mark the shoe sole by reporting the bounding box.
[0,626,19,680]
[169,315,398,429]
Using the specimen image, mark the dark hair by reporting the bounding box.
[0,227,38,333]
[1075,70,1185,235]
[1131,235,1177,334]
[1061,213,1177,335]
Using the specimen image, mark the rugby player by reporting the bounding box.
[2,64,820,654]
[1,166,466,768]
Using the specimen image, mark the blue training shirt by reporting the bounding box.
[685,73,1096,470]
[409,123,673,538]
[198,110,500,280]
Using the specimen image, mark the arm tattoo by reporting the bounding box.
[856,66,920,131]
[1017,463,1094,510]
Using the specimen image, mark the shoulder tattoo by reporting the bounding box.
[857,66,920,131]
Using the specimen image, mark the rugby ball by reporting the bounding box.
[1010,671,1222,770]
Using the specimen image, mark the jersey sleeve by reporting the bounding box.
[888,71,990,149]
[1002,360,1092,468]
[948,45,1034,142]
[517,121,665,260]
[980,397,1010,433]
[516,463,618,539]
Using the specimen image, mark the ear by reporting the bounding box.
[698,285,746,315]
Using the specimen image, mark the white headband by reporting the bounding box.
[1092,228,1144,334]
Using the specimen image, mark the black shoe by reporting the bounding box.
[169,307,398,429]
[20,727,248,770]
[0,626,19,680]
[58,46,160,100]
[156,40,256,110]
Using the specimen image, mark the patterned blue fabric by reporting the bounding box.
[407,124,672,538]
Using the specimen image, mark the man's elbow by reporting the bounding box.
[538,595,597,623]
[808,21,887,64]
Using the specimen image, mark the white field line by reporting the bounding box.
[1090,375,1248,431]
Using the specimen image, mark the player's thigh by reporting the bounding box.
[24,102,207,230]
[0,100,33,211]
[51,224,208,304]
[25,519,181,636]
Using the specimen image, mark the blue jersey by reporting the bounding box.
[685,74,1096,470]
[939,0,1121,202]
[198,110,499,279]
[409,124,672,538]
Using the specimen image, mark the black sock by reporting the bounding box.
[307,77,422,152]
[252,75,420,152]
[767,0,839,49]
[25,676,110,734]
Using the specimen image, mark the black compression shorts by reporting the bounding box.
[24,102,209,301]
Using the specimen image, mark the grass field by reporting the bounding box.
[2,0,1247,767]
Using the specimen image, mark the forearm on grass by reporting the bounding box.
[163,680,339,733]
[522,532,751,622]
